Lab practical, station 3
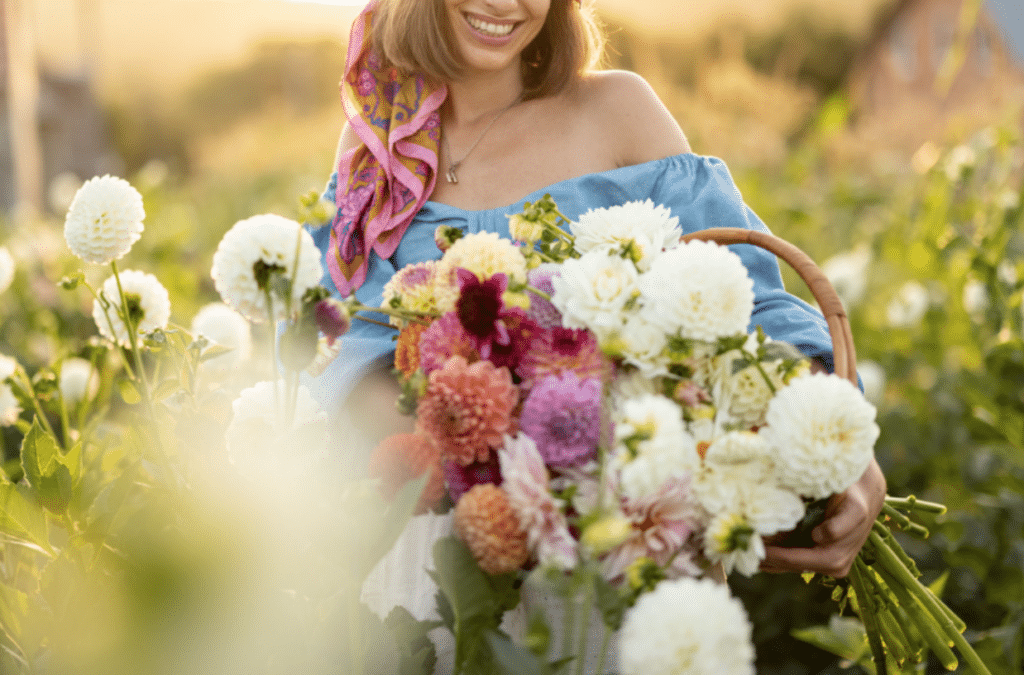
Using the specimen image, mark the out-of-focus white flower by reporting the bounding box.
[92,270,171,346]
[0,246,14,295]
[59,357,99,404]
[857,360,886,406]
[618,576,755,675]
[135,159,169,190]
[306,336,343,377]
[191,302,253,370]
[886,280,930,327]
[0,355,22,426]
[551,250,640,331]
[998,260,1018,286]
[944,145,976,182]
[997,189,1021,213]
[498,434,577,569]
[639,240,754,341]
[763,373,879,500]
[693,431,774,515]
[962,279,989,317]
[225,380,328,472]
[613,394,697,500]
[211,214,323,323]
[911,141,941,175]
[571,200,681,272]
[48,172,83,214]
[63,175,145,264]
[822,245,871,308]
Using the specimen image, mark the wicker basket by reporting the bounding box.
[680,227,857,387]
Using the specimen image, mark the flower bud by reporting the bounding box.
[434,225,463,253]
[508,214,544,245]
[314,298,351,345]
[581,513,633,554]
[626,556,666,593]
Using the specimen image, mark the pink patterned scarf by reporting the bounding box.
[328,1,447,296]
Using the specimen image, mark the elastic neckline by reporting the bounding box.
[422,151,698,215]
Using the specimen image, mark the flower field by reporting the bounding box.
[1,68,1023,675]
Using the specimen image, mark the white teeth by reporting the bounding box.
[465,14,515,37]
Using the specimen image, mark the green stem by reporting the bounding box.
[884,496,947,515]
[881,503,930,538]
[849,559,889,675]
[573,576,594,675]
[869,531,991,674]
[111,261,152,401]
[594,622,612,675]
[10,369,59,442]
[525,285,552,302]
[561,582,578,659]
[871,521,923,576]
[84,279,136,378]
[752,359,778,395]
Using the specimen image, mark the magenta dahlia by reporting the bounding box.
[418,312,479,374]
[519,373,602,466]
[516,326,610,387]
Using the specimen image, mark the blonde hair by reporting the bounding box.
[369,0,605,99]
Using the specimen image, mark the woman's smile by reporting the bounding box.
[446,0,550,74]
[462,12,519,40]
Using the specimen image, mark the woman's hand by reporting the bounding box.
[760,457,887,578]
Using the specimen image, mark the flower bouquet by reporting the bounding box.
[341,196,991,674]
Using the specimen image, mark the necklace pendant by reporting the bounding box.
[446,162,460,184]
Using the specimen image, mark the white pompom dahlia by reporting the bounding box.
[59,357,99,404]
[0,355,22,426]
[619,576,755,675]
[92,270,171,346]
[763,373,879,500]
[551,250,640,331]
[0,246,14,294]
[638,240,754,341]
[613,394,698,500]
[571,199,681,272]
[225,380,327,469]
[210,214,323,323]
[191,302,253,369]
[63,175,145,264]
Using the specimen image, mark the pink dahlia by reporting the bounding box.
[516,327,610,387]
[367,433,445,514]
[444,452,502,502]
[498,434,577,569]
[416,356,518,466]
[602,476,701,581]
[418,312,479,374]
[519,373,601,466]
[525,264,563,329]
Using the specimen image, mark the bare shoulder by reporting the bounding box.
[577,70,691,166]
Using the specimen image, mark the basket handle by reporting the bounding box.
[680,227,857,386]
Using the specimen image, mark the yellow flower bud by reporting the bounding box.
[502,290,531,311]
[581,514,633,554]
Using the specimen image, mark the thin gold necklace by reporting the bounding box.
[442,93,524,184]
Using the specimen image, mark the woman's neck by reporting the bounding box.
[444,63,525,127]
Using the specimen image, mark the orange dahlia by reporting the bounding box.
[395,322,429,377]
[415,356,518,466]
[367,433,445,513]
[454,484,529,575]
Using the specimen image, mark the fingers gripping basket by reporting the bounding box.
[681,227,858,386]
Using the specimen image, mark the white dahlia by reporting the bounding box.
[210,214,323,323]
[63,175,145,264]
[763,373,879,500]
[0,355,22,426]
[191,302,253,370]
[92,270,171,346]
[619,311,670,377]
[225,380,328,469]
[692,431,774,515]
[719,359,785,428]
[619,576,755,675]
[886,280,929,328]
[703,511,765,577]
[0,246,14,294]
[822,246,871,309]
[571,200,681,272]
[59,357,99,404]
[551,250,640,331]
[638,240,754,341]
[613,394,698,500]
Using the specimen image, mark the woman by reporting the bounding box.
[307,0,885,666]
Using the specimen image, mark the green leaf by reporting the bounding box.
[0,483,51,553]
[487,631,550,675]
[20,419,60,487]
[151,378,182,402]
[761,340,807,363]
[58,442,83,487]
[118,379,141,405]
[791,616,871,664]
[384,605,439,675]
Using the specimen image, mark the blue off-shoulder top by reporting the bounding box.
[306,153,833,411]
